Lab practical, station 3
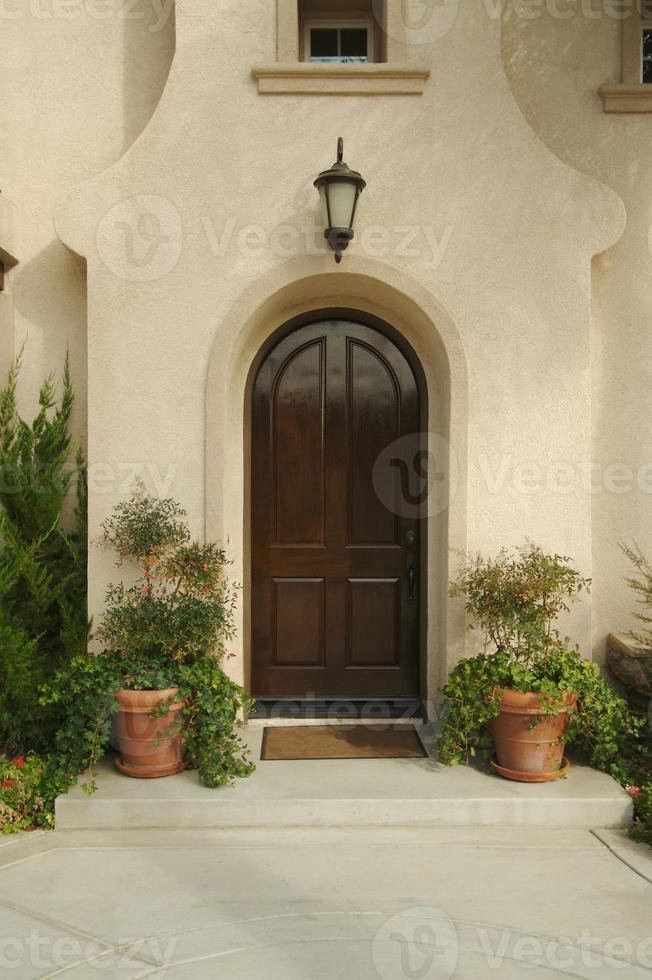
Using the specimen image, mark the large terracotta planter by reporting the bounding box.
[114,688,185,778]
[490,689,577,783]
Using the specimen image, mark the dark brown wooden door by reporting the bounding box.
[251,319,422,699]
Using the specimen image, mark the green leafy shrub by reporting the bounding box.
[437,544,643,783]
[44,487,254,793]
[0,353,87,755]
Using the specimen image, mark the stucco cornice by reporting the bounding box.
[251,63,430,96]
[599,84,652,114]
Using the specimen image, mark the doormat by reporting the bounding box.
[260,724,427,761]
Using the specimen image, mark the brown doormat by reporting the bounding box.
[260,724,427,761]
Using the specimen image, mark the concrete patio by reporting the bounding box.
[55,723,633,831]
[1,823,651,979]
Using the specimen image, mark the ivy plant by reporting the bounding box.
[437,544,643,783]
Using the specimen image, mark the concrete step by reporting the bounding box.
[55,726,633,831]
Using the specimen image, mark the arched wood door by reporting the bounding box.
[251,318,423,701]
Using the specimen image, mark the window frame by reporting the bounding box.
[304,19,375,64]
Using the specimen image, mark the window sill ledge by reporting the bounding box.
[251,63,430,95]
[599,83,652,113]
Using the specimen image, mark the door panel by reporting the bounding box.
[346,578,400,667]
[273,340,325,547]
[252,319,422,699]
[273,578,325,667]
[347,340,400,546]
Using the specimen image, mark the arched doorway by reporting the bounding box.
[250,311,427,713]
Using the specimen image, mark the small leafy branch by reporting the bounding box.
[621,542,652,648]
[97,485,238,673]
[449,543,590,667]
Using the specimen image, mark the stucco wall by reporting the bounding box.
[502,1,652,660]
[0,0,175,442]
[4,1,647,696]
[41,0,626,704]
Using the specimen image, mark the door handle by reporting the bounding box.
[407,554,417,601]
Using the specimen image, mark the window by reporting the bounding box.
[252,0,430,96]
[644,28,652,84]
[306,22,372,64]
[642,0,652,83]
[600,0,652,111]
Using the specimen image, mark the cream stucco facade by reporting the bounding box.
[1,0,651,711]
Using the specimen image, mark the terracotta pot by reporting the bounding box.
[114,688,186,778]
[490,688,577,782]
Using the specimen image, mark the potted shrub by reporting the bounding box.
[43,487,255,790]
[438,544,641,783]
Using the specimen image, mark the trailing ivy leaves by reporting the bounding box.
[438,648,643,783]
[0,352,88,755]
[176,657,255,788]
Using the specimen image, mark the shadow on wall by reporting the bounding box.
[12,240,87,450]
[122,0,176,155]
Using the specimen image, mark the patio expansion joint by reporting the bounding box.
[0,894,164,971]
[591,829,652,885]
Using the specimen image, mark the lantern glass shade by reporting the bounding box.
[319,179,360,231]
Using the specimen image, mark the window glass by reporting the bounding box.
[340,29,368,61]
[644,29,652,83]
[310,28,338,60]
[309,26,369,63]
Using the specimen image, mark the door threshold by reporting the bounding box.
[249,698,423,721]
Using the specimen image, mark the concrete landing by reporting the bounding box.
[2,825,651,979]
[55,724,633,830]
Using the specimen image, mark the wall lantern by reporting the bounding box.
[314,137,366,263]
